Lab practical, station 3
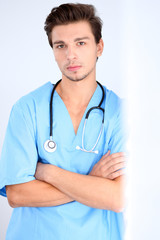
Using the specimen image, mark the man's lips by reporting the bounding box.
[67,65,81,71]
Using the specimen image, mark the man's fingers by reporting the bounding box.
[105,152,125,160]
[101,152,126,165]
[99,156,126,170]
[97,150,110,165]
[106,156,126,169]
[101,161,126,177]
[106,150,110,157]
[108,168,125,180]
[90,151,127,179]
[100,150,110,160]
[107,162,126,173]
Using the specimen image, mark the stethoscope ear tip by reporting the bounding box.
[76,145,99,154]
[76,146,81,150]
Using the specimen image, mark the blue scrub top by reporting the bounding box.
[0,82,126,240]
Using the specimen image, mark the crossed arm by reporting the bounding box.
[6,152,126,212]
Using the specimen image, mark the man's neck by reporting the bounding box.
[56,77,97,106]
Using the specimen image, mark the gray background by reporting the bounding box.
[0,0,160,239]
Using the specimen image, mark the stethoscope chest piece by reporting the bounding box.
[44,139,57,153]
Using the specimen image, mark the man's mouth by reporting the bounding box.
[67,65,81,72]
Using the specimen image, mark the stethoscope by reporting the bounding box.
[44,79,105,154]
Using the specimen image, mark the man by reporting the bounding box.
[0,3,126,240]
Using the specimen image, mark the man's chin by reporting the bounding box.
[63,73,89,82]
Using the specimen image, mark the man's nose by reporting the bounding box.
[66,45,77,60]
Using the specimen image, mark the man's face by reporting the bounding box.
[51,21,103,82]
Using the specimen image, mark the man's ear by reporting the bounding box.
[97,38,104,57]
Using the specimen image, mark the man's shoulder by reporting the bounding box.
[103,86,124,119]
[9,82,53,119]
[22,81,52,102]
[14,82,52,109]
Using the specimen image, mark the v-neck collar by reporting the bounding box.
[56,83,102,143]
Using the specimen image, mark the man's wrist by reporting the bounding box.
[44,164,58,184]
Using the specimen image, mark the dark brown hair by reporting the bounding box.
[44,3,103,48]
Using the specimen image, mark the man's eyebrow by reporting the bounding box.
[74,37,90,42]
[53,40,65,45]
[53,37,90,45]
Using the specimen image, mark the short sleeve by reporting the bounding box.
[0,100,38,197]
[108,99,127,154]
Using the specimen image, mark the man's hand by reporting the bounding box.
[35,151,126,182]
[89,151,126,180]
[35,162,48,182]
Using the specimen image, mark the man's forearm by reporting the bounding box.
[6,179,74,208]
[36,164,125,212]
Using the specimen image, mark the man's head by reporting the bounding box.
[44,3,103,48]
[44,3,104,82]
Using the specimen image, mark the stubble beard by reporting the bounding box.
[63,72,90,82]
[62,64,96,82]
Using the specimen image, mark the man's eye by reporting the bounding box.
[57,45,64,49]
[77,42,85,46]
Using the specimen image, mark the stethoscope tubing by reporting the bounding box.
[49,79,61,137]
[45,79,105,153]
